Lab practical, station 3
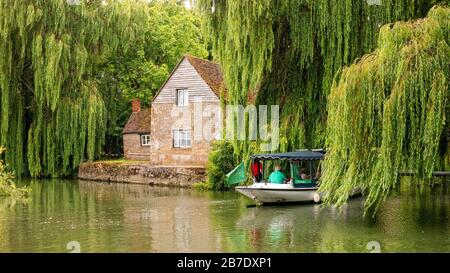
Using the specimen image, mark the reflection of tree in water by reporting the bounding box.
[207,192,256,252]
[211,182,449,252]
[1,179,448,252]
[371,178,450,252]
[0,179,132,252]
[0,197,24,251]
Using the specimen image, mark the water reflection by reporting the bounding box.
[225,199,368,252]
[0,179,448,252]
[219,185,449,252]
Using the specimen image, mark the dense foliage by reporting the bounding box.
[205,141,238,190]
[0,0,207,176]
[199,0,444,154]
[199,1,449,209]
[98,2,208,154]
[320,6,450,213]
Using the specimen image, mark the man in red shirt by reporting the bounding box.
[251,160,263,182]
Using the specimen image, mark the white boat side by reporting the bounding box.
[235,182,362,204]
[235,182,322,204]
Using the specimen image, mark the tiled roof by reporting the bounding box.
[185,55,226,97]
[122,108,151,134]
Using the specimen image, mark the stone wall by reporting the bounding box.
[123,134,151,160]
[78,162,206,188]
[150,102,220,167]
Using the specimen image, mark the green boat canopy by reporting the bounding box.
[250,150,325,161]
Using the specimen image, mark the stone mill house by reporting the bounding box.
[122,55,225,168]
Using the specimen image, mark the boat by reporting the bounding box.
[228,149,361,205]
[236,182,323,204]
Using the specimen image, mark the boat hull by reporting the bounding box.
[236,183,361,204]
[235,184,321,204]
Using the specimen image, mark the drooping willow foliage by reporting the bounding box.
[0,0,148,177]
[320,6,449,213]
[198,0,447,156]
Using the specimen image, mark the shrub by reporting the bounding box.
[0,147,30,198]
[206,141,237,191]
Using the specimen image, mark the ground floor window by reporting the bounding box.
[173,129,192,148]
[141,134,151,146]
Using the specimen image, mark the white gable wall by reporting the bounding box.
[152,57,220,104]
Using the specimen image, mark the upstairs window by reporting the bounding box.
[141,134,151,146]
[173,129,192,148]
[177,89,188,106]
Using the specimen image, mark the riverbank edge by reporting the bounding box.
[77,161,206,188]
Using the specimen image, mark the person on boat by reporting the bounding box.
[300,168,311,180]
[315,170,322,179]
[268,165,286,184]
[251,160,263,182]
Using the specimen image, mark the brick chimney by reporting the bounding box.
[131,99,141,113]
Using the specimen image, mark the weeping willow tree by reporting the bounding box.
[320,6,450,213]
[198,0,447,158]
[0,0,147,177]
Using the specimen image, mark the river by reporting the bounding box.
[0,179,448,252]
